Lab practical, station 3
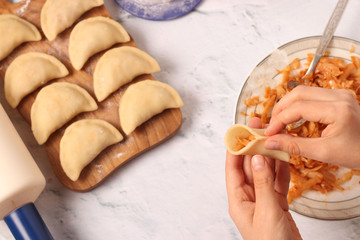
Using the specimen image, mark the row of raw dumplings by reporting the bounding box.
[5,47,163,108]
[0,0,104,61]
[0,0,183,181]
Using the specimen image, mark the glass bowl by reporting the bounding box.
[235,36,360,220]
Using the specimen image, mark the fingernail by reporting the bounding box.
[265,139,280,150]
[251,155,265,171]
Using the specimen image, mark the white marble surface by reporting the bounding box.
[2,0,360,239]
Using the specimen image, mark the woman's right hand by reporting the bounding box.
[264,86,360,169]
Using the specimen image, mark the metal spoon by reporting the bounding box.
[287,0,348,129]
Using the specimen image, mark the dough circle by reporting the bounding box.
[224,124,289,162]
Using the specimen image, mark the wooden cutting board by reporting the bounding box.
[0,0,182,191]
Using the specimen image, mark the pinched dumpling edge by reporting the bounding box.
[94,46,161,102]
[31,82,98,145]
[69,16,130,70]
[41,0,104,41]
[0,14,41,61]
[119,80,183,135]
[60,119,123,181]
[5,52,69,108]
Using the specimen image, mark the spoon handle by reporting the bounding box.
[287,0,348,130]
[306,0,348,75]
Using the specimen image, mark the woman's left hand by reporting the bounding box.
[225,117,302,240]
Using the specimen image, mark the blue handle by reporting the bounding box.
[4,203,53,240]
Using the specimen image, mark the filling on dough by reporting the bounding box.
[235,134,256,151]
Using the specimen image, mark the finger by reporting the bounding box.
[265,100,337,135]
[243,155,253,184]
[285,212,302,240]
[274,160,290,211]
[248,117,262,129]
[265,156,275,176]
[271,86,351,118]
[225,151,254,228]
[225,151,245,197]
[251,155,278,213]
[274,160,290,197]
[264,133,329,162]
[243,156,275,185]
[244,117,270,185]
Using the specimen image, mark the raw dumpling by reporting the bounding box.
[60,119,123,181]
[94,46,160,102]
[5,52,69,108]
[69,16,130,70]
[224,124,289,162]
[0,14,41,61]
[41,0,104,41]
[119,80,183,135]
[31,82,98,145]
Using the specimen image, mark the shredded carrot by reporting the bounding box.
[244,96,262,107]
[261,95,276,127]
[351,56,360,69]
[244,54,360,204]
[289,58,301,70]
[235,134,256,151]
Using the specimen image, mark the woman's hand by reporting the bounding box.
[264,86,360,169]
[225,118,302,240]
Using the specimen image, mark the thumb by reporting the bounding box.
[251,155,278,213]
[264,133,325,160]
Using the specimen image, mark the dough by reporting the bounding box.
[41,0,104,41]
[5,52,69,108]
[94,46,160,102]
[69,16,130,70]
[119,80,183,135]
[0,14,41,61]
[31,82,98,144]
[60,119,123,181]
[224,124,289,162]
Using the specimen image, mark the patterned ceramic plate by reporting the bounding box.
[114,0,202,21]
[235,36,360,220]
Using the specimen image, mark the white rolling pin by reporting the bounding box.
[0,104,53,239]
